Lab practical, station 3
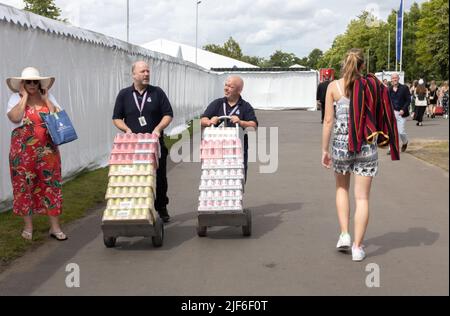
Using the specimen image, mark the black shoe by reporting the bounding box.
[401,142,408,152]
[157,208,171,223]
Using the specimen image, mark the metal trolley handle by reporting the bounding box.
[217,116,239,130]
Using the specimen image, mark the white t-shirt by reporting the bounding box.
[6,93,62,130]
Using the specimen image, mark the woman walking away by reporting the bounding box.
[414,80,428,126]
[428,81,438,119]
[6,67,68,241]
[321,49,399,262]
[440,81,449,119]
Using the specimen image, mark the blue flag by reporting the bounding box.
[396,0,404,63]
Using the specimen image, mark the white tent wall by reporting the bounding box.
[218,71,318,110]
[0,4,222,209]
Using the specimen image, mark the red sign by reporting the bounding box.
[319,68,335,82]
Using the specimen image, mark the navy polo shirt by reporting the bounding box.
[202,97,258,158]
[201,97,258,128]
[389,83,411,112]
[113,84,173,137]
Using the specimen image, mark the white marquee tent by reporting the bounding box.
[141,39,259,70]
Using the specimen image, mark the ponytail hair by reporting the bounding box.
[341,48,365,97]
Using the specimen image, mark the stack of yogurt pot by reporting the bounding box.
[198,127,245,212]
[103,133,160,224]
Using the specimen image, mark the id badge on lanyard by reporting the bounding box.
[223,102,240,118]
[134,91,148,127]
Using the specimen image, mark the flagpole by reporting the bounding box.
[388,30,390,71]
[395,11,398,72]
[400,0,404,72]
[126,0,129,42]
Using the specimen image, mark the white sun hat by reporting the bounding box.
[6,67,55,93]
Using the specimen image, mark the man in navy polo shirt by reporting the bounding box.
[201,76,258,182]
[388,72,411,154]
[113,61,173,222]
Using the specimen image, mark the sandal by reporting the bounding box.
[49,230,68,241]
[21,230,33,241]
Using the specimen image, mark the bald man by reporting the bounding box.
[389,72,410,153]
[201,76,258,182]
[113,61,173,222]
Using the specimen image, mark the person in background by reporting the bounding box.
[414,79,428,126]
[440,81,449,119]
[317,70,332,124]
[389,73,410,153]
[427,80,438,118]
[6,67,67,241]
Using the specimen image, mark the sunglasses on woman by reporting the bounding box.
[24,80,40,85]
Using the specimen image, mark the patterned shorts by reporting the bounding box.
[332,135,378,177]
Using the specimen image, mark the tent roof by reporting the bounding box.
[290,64,306,69]
[0,3,195,67]
[141,39,259,70]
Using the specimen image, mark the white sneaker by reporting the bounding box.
[352,244,366,262]
[336,233,351,251]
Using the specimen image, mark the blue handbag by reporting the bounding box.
[41,110,78,145]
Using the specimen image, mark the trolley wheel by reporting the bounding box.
[242,209,252,237]
[152,218,164,248]
[103,236,117,248]
[197,225,207,237]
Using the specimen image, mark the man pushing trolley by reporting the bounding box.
[198,76,258,237]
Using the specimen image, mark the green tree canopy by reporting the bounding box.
[318,0,448,82]
[203,37,243,61]
[415,0,449,80]
[266,50,298,67]
[23,0,63,21]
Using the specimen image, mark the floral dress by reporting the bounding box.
[9,105,63,217]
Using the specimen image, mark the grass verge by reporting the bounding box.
[407,139,449,172]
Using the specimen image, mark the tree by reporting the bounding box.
[202,44,225,56]
[23,0,63,21]
[203,37,243,60]
[204,37,266,67]
[306,49,323,69]
[266,50,298,67]
[241,55,264,67]
[416,0,449,80]
[318,1,448,82]
[222,37,243,60]
[399,3,422,80]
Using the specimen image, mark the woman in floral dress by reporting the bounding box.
[6,67,68,241]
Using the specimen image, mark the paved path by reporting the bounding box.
[0,111,448,296]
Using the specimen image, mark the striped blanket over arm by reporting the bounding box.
[348,74,400,161]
